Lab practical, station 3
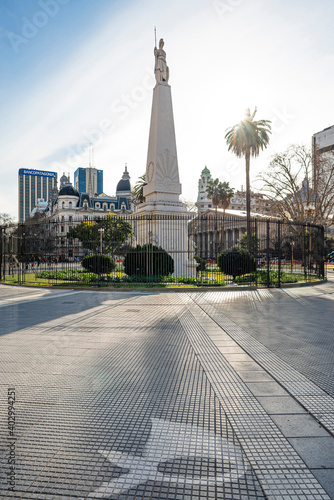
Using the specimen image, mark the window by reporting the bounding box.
[69,202,72,209]
[62,201,65,209]
[69,216,72,222]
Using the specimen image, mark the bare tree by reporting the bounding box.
[0,213,13,225]
[257,144,334,229]
[181,199,197,212]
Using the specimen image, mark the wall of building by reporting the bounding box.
[313,125,334,152]
[18,169,57,222]
[74,167,103,196]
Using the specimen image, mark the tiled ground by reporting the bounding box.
[0,282,333,499]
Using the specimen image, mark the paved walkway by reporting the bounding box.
[0,278,333,499]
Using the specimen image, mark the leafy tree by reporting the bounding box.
[67,215,132,254]
[124,244,174,277]
[194,255,206,273]
[81,254,116,274]
[133,174,146,203]
[17,212,55,255]
[0,213,13,225]
[218,247,256,280]
[225,108,271,250]
[238,232,259,254]
[258,144,334,229]
[206,179,234,213]
[206,178,222,216]
[217,181,234,250]
[206,179,234,253]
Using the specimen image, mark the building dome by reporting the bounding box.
[201,165,211,175]
[60,172,70,188]
[58,185,79,197]
[116,165,131,193]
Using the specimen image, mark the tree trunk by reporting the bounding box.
[245,150,251,252]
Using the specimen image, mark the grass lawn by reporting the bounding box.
[1,268,323,288]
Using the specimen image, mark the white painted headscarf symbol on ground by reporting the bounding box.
[93,417,247,497]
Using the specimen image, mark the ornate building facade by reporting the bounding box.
[44,166,134,257]
[195,166,214,214]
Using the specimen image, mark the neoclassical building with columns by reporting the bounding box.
[191,166,277,259]
[189,208,246,260]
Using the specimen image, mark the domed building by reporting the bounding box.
[92,166,133,213]
[50,166,134,218]
[116,165,131,195]
[47,167,134,257]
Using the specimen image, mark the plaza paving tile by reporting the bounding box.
[0,283,333,499]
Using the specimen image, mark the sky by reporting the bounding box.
[0,0,333,220]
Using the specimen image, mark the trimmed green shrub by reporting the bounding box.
[124,244,174,277]
[257,270,298,284]
[36,269,94,281]
[81,254,116,274]
[218,247,256,279]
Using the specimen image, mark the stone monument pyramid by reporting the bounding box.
[137,38,185,212]
[136,38,196,276]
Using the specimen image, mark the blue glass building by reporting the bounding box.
[74,167,103,195]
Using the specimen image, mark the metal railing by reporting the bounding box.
[0,214,325,288]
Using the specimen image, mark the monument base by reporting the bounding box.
[134,206,196,278]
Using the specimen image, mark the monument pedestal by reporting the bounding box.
[135,211,196,278]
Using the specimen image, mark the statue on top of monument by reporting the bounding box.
[154,38,169,84]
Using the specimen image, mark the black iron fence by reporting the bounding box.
[0,214,325,288]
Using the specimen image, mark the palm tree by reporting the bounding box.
[206,178,223,218]
[206,179,234,255]
[225,108,271,251]
[133,174,146,204]
[218,181,234,250]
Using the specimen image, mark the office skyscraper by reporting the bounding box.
[18,169,57,222]
[74,167,103,196]
[312,125,334,191]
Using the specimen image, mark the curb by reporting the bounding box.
[0,279,327,292]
